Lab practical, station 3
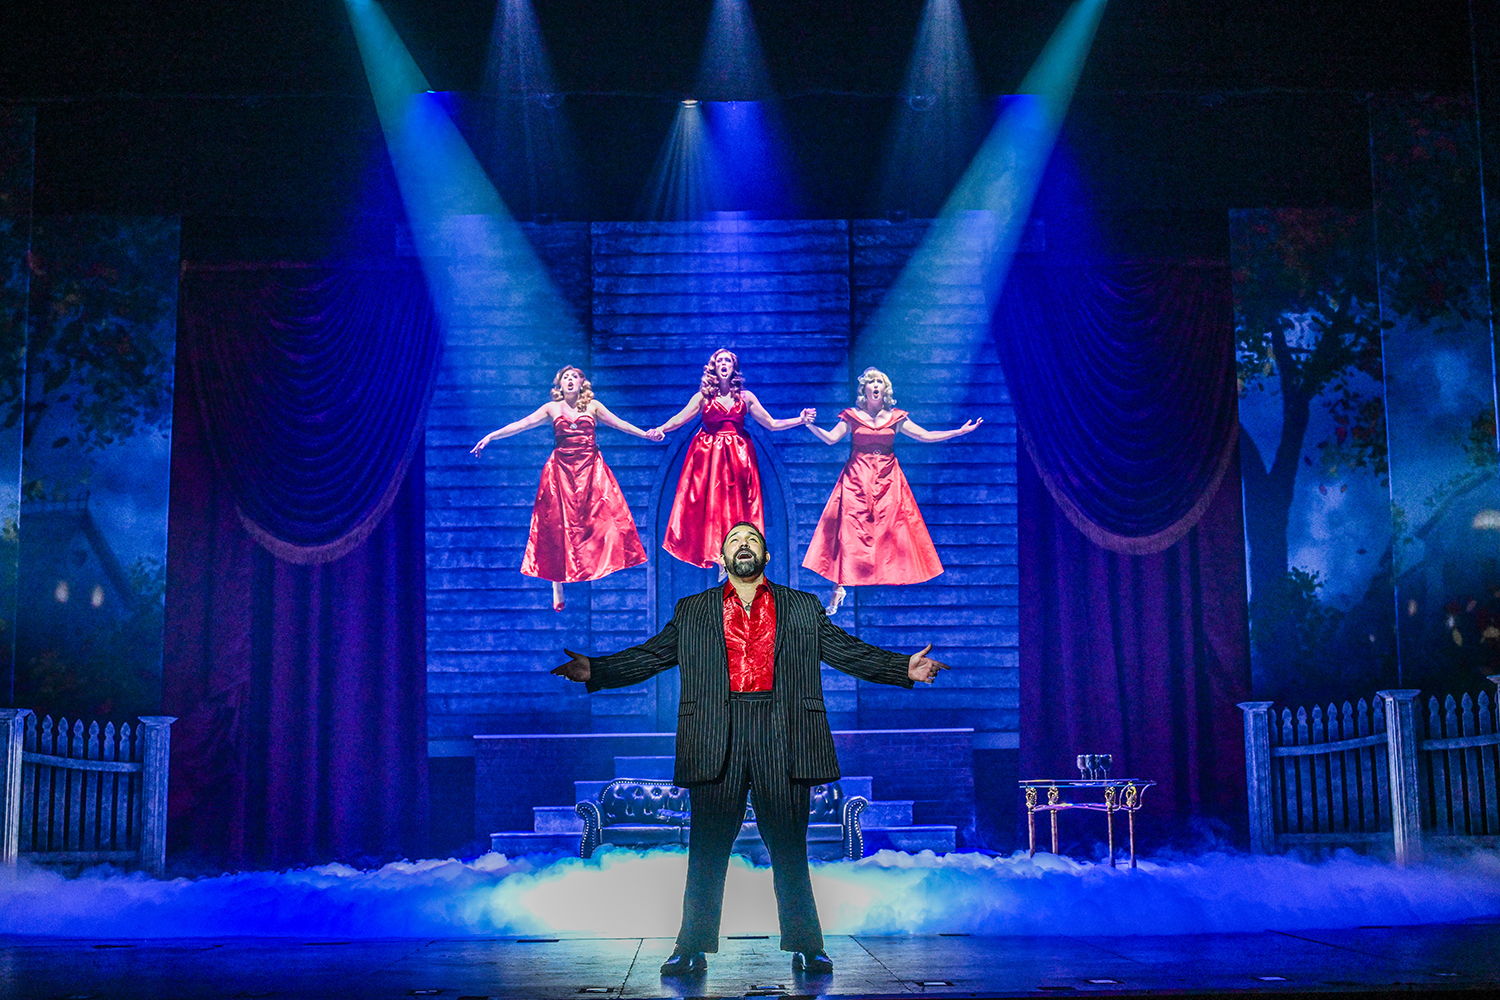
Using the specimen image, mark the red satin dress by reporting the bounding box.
[801,407,943,586]
[663,395,764,568]
[521,413,647,583]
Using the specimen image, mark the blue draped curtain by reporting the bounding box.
[165,264,440,867]
[994,258,1240,555]
[994,258,1250,839]
[184,268,440,563]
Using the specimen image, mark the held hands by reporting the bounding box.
[907,642,950,684]
[647,427,666,442]
[552,648,592,683]
[799,407,817,424]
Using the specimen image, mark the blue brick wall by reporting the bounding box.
[426,219,1018,746]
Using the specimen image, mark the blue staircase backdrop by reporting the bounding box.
[425,219,1019,745]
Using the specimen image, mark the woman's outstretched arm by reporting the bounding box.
[593,400,665,441]
[744,390,815,431]
[898,416,982,443]
[653,394,705,436]
[804,417,850,445]
[471,402,556,454]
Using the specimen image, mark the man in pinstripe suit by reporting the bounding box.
[554,521,949,978]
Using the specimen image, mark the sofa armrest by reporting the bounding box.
[841,795,868,860]
[576,800,603,859]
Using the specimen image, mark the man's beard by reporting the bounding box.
[726,548,767,579]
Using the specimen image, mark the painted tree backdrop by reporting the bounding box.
[1234,95,1497,704]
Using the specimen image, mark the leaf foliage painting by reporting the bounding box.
[20,217,176,481]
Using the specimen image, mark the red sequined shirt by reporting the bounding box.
[722,580,776,691]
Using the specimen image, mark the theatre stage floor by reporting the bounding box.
[2,922,1498,1000]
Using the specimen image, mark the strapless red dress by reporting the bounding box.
[663,395,764,568]
[522,413,647,583]
[801,408,943,586]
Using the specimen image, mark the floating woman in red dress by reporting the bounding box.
[802,367,982,614]
[652,348,815,570]
[472,365,664,611]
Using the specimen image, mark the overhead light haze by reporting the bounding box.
[696,0,774,103]
[876,0,988,217]
[857,0,1110,365]
[639,100,721,221]
[479,0,581,217]
[342,0,582,338]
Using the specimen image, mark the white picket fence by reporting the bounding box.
[1240,676,1500,864]
[1419,687,1500,848]
[0,709,173,876]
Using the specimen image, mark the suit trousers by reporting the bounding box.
[675,692,823,954]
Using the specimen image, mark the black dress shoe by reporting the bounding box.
[792,949,833,975]
[660,949,707,976]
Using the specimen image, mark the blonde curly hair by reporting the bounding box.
[699,348,746,398]
[856,367,897,407]
[550,365,595,406]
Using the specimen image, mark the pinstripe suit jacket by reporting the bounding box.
[586,582,914,786]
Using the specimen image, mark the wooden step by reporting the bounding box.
[532,806,583,833]
[488,831,577,857]
[861,825,957,854]
[613,755,674,779]
[859,799,913,827]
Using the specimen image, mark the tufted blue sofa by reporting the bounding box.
[576,778,868,861]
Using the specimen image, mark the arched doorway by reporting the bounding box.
[643,417,796,730]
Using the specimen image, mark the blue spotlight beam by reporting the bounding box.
[343,0,578,336]
[858,0,1109,356]
[877,0,987,218]
[902,0,981,104]
[697,0,774,102]
[640,102,722,221]
[486,0,560,97]
[482,0,582,218]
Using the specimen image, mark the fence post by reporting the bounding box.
[0,709,32,864]
[137,716,176,877]
[1238,702,1275,854]
[1377,690,1422,865]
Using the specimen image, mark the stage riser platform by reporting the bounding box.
[475,729,977,849]
[572,773,881,804]
[492,748,953,857]
[531,798,918,836]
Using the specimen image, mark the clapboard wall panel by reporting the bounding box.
[424,220,600,742]
[426,218,1019,743]
[843,219,1019,735]
[592,220,851,732]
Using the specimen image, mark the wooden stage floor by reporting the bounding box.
[2,921,1498,999]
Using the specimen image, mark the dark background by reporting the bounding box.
[1,1,1490,254]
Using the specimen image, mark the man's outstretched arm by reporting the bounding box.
[818,615,951,687]
[553,620,681,692]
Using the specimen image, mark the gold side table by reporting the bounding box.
[1020,778,1155,868]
